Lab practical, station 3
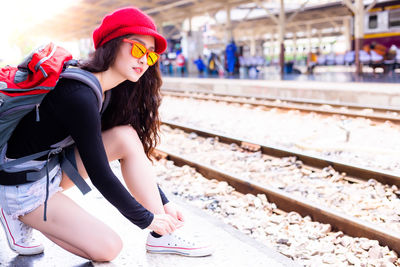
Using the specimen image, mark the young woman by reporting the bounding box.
[0,7,213,261]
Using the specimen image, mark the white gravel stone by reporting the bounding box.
[160,96,400,174]
[158,127,400,233]
[151,159,400,267]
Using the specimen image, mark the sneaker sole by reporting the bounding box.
[146,245,213,257]
[0,209,44,255]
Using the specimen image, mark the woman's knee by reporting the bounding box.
[108,125,143,155]
[89,234,123,262]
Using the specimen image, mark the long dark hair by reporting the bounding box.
[79,35,162,160]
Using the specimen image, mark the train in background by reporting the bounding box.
[314,0,400,73]
[360,0,400,49]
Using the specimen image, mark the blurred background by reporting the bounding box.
[2,0,399,81]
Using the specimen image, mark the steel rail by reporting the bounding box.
[162,87,400,113]
[162,120,400,187]
[161,89,400,123]
[153,148,400,254]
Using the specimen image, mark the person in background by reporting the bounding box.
[175,50,186,75]
[207,53,218,75]
[225,40,237,75]
[306,50,318,74]
[193,55,206,74]
[364,41,387,57]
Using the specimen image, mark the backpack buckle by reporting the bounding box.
[50,147,63,156]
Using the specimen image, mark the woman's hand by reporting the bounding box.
[163,202,185,223]
[147,213,183,236]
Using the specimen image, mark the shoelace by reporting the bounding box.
[19,222,34,244]
[174,234,196,246]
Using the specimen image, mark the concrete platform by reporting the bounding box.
[162,76,400,107]
[0,184,297,267]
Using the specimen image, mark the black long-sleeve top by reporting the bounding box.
[6,78,168,229]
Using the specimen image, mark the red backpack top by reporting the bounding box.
[0,43,72,96]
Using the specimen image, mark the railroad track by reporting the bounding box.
[155,120,400,254]
[161,88,400,124]
[162,120,400,187]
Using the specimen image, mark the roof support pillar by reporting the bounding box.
[278,0,285,76]
[293,33,297,63]
[318,30,323,51]
[343,0,376,75]
[269,31,275,63]
[156,20,164,36]
[343,17,351,52]
[354,0,364,75]
[188,16,192,36]
[306,24,312,53]
[226,5,233,44]
[250,35,256,56]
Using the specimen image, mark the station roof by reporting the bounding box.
[28,0,388,42]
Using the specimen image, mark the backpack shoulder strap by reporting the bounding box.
[60,68,104,112]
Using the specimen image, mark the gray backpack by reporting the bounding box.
[0,44,110,219]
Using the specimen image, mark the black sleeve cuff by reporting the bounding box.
[158,185,169,205]
[136,212,154,229]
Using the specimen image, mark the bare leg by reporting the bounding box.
[60,125,165,214]
[20,192,122,261]
[17,125,166,261]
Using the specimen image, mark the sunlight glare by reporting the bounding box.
[0,0,81,65]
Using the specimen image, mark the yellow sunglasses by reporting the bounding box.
[123,39,160,66]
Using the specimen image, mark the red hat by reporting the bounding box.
[93,7,167,54]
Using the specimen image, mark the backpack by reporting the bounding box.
[209,59,215,70]
[0,43,110,219]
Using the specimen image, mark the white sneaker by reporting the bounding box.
[146,232,214,257]
[0,208,44,255]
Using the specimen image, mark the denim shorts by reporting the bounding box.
[0,164,63,219]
